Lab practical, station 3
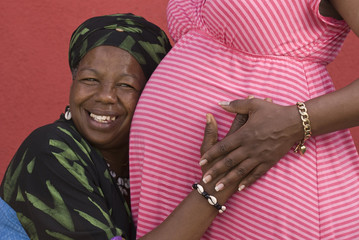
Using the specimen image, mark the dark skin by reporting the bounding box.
[320,0,343,20]
[70,46,147,205]
[70,46,240,240]
[70,46,147,174]
[141,113,239,240]
[200,0,359,192]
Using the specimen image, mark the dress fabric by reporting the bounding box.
[0,116,135,240]
[130,0,359,239]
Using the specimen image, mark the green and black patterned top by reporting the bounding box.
[0,115,134,240]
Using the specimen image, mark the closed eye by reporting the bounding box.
[81,78,99,85]
[117,83,135,89]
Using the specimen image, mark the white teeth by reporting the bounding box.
[90,113,116,123]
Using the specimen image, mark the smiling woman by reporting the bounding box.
[69,46,147,206]
[0,13,172,240]
[0,13,243,240]
[69,46,146,179]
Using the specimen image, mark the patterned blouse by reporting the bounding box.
[0,115,134,240]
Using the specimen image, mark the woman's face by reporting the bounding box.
[69,46,146,151]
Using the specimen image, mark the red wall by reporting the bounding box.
[0,0,358,181]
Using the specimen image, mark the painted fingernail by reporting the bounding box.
[218,101,230,106]
[199,159,208,166]
[238,185,246,192]
[215,183,224,192]
[203,175,212,184]
[248,95,255,99]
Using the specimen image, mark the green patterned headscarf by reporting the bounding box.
[69,13,171,80]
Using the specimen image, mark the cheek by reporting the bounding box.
[126,102,138,116]
[120,92,141,113]
[129,96,142,113]
[70,85,93,106]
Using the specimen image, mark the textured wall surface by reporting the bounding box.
[0,0,358,180]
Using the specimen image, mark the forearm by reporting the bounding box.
[140,180,236,240]
[305,0,359,137]
[305,78,359,137]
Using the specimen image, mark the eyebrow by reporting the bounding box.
[78,68,139,79]
[77,68,98,74]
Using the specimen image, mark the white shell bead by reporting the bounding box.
[207,195,217,205]
[196,184,204,194]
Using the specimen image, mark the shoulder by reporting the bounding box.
[1,118,104,199]
[23,119,90,155]
[27,119,79,143]
[6,119,96,175]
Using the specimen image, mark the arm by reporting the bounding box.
[305,0,359,135]
[200,79,359,193]
[306,79,359,136]
[308,0,359,134]
[140,113,239,240]
[198,0,359,191]
[330,0,359,36]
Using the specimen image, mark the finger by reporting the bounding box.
[227,114,248,136]
[264,97,272,102]
[210,158,259,192]
[218,98,253,114]
[202,148,247,184]
[200,112,247,168]
[236,163,272,191]
[200,113,218,157]
[226,95,253,136]
[200,130,242,168]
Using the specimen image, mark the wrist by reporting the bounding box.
[198,178,236,205]
[192,183,227,213]
[287,104,304,142]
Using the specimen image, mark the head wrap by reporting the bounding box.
[69,13,171,80]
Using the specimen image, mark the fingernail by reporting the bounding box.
[199,159,208,166]
[215,183,224,192]
[203,175,212,184]
[238,185,246,192]
[248,95,254,99]
[206,114,211,124]
[218,101,230,106]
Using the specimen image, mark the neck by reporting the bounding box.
[101,146,129,178]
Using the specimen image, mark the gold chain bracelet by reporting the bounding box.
[294,102,312,155]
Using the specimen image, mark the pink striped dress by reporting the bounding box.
[130,0,359,239]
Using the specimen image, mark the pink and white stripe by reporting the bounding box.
[130,0,359,239]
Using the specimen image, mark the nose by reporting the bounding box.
[96,83,117,104]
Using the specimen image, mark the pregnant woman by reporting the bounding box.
[130,0,359,239]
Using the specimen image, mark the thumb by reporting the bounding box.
[226,113,248,136]
[200,113,218,156]
[218,99,252,114]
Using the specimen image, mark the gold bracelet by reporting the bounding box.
[294,102,312,155]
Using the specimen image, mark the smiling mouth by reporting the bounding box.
[90,113,116,123]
